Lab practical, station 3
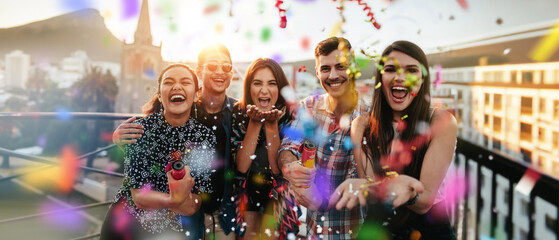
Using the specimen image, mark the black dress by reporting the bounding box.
[100,112,217,239]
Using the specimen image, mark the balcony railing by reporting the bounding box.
[452,139,558,240]
[0,112,557,239]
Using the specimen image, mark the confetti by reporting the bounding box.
[515,168,541,196]
[456,0,468,10]
[301,36,311,50]
[529,18,559,62]
[374,82,382,89]
[298,65,307,72]
[275,0,288,28]
[261,26,272,42]
[433,64,443,89]
[121,0,139,19]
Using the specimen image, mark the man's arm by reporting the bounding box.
[113,117,144,147]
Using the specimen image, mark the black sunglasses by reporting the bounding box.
[204,62,233,72]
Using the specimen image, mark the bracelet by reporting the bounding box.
[406,193,419,206]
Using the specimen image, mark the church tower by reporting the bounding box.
[116,0,164,114]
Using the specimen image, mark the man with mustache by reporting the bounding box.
[278,37,370,239]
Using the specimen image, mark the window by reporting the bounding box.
[520,123,532,141]
[494,94,502,110]
[457,109,463,124]
[493,139,501,151]
[521,97,533,115]
[540,98,546,113]
[484,114,490,127]
[495,71,504,82]
[511,70,518,83]
[493,117,502,132]
[553,131,559,149]
[540,70,545,83]
[483,135,489,147]
[520,148,532,163]
[522,71,533,84]
[539,127,545,142]
[485,93,490,106]
[457,90,463,103]
[554,100,559,120]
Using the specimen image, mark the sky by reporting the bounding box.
[0,0,557,62]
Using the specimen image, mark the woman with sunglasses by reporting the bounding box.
[230,58,299,239]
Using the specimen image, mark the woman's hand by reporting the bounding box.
[246,105,266,122]
[167,166,201,215]
[328,178,369,210]
[263,109,283,122]
[382,175,424,208]
[113,117,144,146]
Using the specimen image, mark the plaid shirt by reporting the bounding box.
[279,93,370,239]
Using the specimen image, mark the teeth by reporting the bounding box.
[170,95,185,101]
[392,87,407,91]
[330,83,341,87]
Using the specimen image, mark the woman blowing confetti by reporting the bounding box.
[230,58,299,239]
[100,64,217,239]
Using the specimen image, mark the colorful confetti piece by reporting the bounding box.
[121,0,139,19]
[529,18,559,62]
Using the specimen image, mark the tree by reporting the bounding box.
[67,67,118,160]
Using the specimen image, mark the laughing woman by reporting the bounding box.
[230,58,298,239]
[331,41,457,239]
[100,64,217,239]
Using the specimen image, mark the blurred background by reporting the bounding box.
[0,0,558,239]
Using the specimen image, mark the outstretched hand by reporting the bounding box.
[328,178,369,210]
[246,105,283,123]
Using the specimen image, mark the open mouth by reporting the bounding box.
[169,94,186,103]
[391,86,408,103]
[258,97,271,108]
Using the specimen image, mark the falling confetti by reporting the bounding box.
[203,3,221,15]
[60,0,94,11]
[433,64,443,89]
[529,18,559,62]
[503,48,511,55]
[40,202,84,230]
[515,168,541,196]
[275,0,288,28]
[374,82,382,89]
[301,36,311,50]
[121,0,139,19]
[298,66,307,72]
[261,26,272,42]
[56,108,72,121]
[456,0,468,10]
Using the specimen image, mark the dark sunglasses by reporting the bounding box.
[204,62,233,72]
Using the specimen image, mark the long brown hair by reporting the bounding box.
[142,64,198,115]
[363,40,431,179]
[238,58,289,111]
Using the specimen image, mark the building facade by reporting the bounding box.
[5,50,30,90]
[115,0,164,114]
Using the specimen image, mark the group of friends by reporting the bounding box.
[99,37,458,240]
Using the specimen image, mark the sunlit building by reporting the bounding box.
[428,20,559,175]
[57,50,91,88]
[4,50,30,90]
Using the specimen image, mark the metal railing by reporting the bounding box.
[0,112,137,239]
[452,138,559,240]
[1,112,558,239]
